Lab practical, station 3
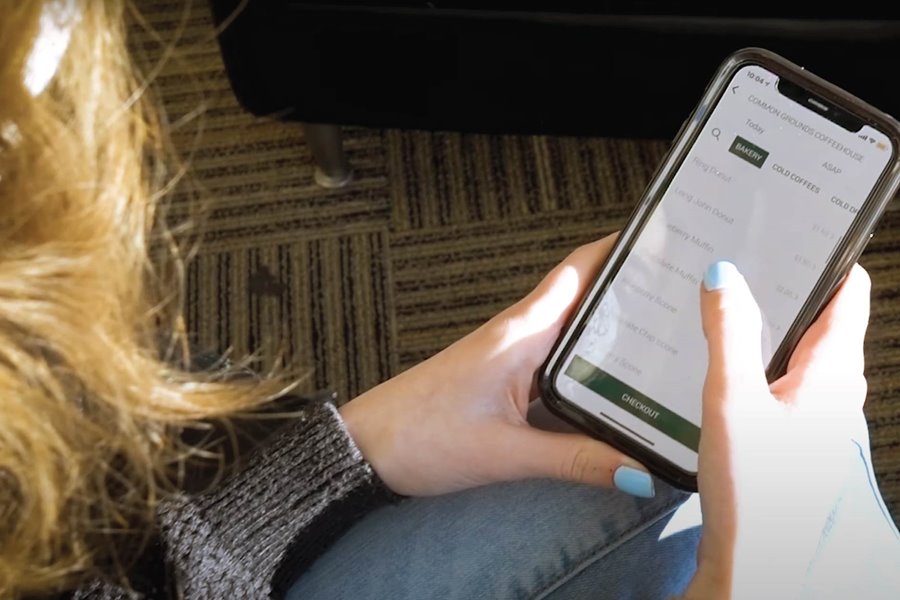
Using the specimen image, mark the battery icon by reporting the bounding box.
[876,141,888,151]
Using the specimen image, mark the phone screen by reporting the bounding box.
[553,64,895,473]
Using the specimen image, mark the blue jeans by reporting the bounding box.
[287,421,900,599]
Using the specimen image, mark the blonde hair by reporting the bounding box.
[0,2,286,595]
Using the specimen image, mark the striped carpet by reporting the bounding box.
[137,1,900,521]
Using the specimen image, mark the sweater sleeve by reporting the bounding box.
[157,399,399,599]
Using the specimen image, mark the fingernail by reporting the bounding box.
[614,466,655,498]
[703,260,741,291]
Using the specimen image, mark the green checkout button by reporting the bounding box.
[566,355,701,451]
[728,135,769,168]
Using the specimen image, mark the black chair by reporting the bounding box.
[209,3,900,187]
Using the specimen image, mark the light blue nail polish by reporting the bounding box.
[614,466,655,498]
[703,260,741,291]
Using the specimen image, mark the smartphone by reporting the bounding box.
[539,47,900,491]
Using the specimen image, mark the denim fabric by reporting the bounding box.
[287,419,899,599]
[287,478,695,600]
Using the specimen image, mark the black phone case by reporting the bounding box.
[538,47,900,492]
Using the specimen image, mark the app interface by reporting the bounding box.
[555,65,893,472]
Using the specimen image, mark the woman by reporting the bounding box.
[1,2,897,599]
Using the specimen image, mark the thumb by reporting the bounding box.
[700,261,769,411]
[502,425,656,497]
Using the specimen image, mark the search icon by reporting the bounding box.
[711,127,722,140]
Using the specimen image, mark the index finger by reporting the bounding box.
[559,231,620,294]
[516,231,620,329]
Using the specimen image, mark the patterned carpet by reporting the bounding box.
[136,2,900,521]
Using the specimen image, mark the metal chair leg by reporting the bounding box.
[301,123,353,188]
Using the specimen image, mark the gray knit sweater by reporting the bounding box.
[70,400,397,599]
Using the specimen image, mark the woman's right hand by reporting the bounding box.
[683,261,871,599]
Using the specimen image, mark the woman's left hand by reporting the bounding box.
[339,232,653,497]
